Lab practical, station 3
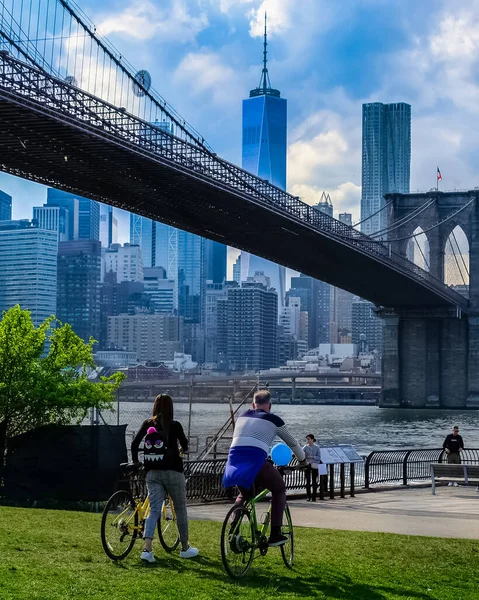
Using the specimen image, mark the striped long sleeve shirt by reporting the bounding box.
[231,409,305,461]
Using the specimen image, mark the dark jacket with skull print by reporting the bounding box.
[131,419,188,473]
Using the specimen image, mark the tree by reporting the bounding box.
[0,306,124,471]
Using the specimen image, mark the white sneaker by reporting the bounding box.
[476,487,479,492]
[453,482,459,487]
[141,550,156,563]
[448,482,453,486]
[179,546,199,559]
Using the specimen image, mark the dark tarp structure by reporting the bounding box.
[4,424,127,501]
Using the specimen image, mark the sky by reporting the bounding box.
[2,0,479,277]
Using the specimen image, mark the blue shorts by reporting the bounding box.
[222,446,267,489]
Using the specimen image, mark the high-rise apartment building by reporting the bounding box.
[103,243,144,283]
[217,276,278,372]
[46,189,100,241]
[0,190,12,221]
[205,281,228,365]
[33,205,70,241]
[99,272,149,348]
[143,267,175,314]
[0,220,57,325]
[240,17,287,309]
[57,240,102,342]
[100,204,118,248]
[107,313,182,362]
[361,102,411,235]
[232,255,241,284]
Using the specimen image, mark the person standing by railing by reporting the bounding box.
[442,425,464,487]
[303,434,320,501]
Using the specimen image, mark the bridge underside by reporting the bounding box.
[0,89,464,311]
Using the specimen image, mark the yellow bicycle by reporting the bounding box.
[101,463,179,560]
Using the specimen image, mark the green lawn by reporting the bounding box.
[0,505,478,600]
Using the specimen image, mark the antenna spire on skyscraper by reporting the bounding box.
[250,12,280,98]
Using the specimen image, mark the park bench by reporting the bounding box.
[430,463,479,495]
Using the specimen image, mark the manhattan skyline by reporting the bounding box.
[1,0,478,278]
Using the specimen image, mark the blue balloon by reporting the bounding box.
[271,443,293,466]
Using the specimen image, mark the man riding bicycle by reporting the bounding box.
[223,390,307,546]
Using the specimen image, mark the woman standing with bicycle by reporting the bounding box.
[131,393,199,562]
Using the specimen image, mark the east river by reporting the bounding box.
[101,403,479,455]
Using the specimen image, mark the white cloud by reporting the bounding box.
[98,0,208,43]
[218,0,255,14]
[174,50,243,106]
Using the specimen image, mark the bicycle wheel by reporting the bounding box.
[101,490,138,561]
[220,505,255,579]
[280,503,294,569]
[157,496,180,552]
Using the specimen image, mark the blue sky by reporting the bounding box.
[2,0,479,274]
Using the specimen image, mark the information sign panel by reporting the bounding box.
[319,445,363,464]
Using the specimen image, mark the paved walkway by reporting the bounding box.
[188,485,479,539]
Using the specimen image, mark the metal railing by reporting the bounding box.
[364,448,479,488]
[180,448,479,502]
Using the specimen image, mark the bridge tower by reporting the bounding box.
[380,190,479,409]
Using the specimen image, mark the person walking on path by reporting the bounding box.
[442,425,464,487]
[303,434,321,501]
[131,393,199,562]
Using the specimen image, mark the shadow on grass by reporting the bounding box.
[110,552,433,600]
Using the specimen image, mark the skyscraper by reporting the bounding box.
[57,240,102,342]
[240,16,287,309]
[129,215,173,272]
[217,276,278,372]
[0,220,57,325]
[178,230,206,324]
[99,204,118,248]
[33,205,70,241]
[205,239,227,284]
[361,102,411,235]
[46,189,100,241]
[0,190,12,221]
[352,298,383,353]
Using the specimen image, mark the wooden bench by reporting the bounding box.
[430,463,479,495]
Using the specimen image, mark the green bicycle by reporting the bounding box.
[220,466,297,579]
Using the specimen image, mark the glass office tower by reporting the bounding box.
[240,16,287,308]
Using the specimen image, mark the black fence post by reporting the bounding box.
[340,463,345,498]
[329,464,335,499]
[364,452,373,489]
[403,450,412,486]
[350,463,355,497]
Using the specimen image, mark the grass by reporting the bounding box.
[0,506,478,600]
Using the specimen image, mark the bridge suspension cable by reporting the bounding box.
[385,198,475,242]
[370,197,436,239]
[0,0,213,151]
[352,200,393,228]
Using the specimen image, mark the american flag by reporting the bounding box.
[437,167,442,181]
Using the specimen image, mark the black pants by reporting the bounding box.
[305,466,318,500]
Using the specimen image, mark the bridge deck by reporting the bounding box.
[0,55,467,311]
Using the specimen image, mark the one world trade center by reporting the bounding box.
[240,15,287,309]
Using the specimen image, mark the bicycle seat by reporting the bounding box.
[120,462,141,474]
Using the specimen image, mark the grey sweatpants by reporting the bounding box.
[144,469,188,543]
